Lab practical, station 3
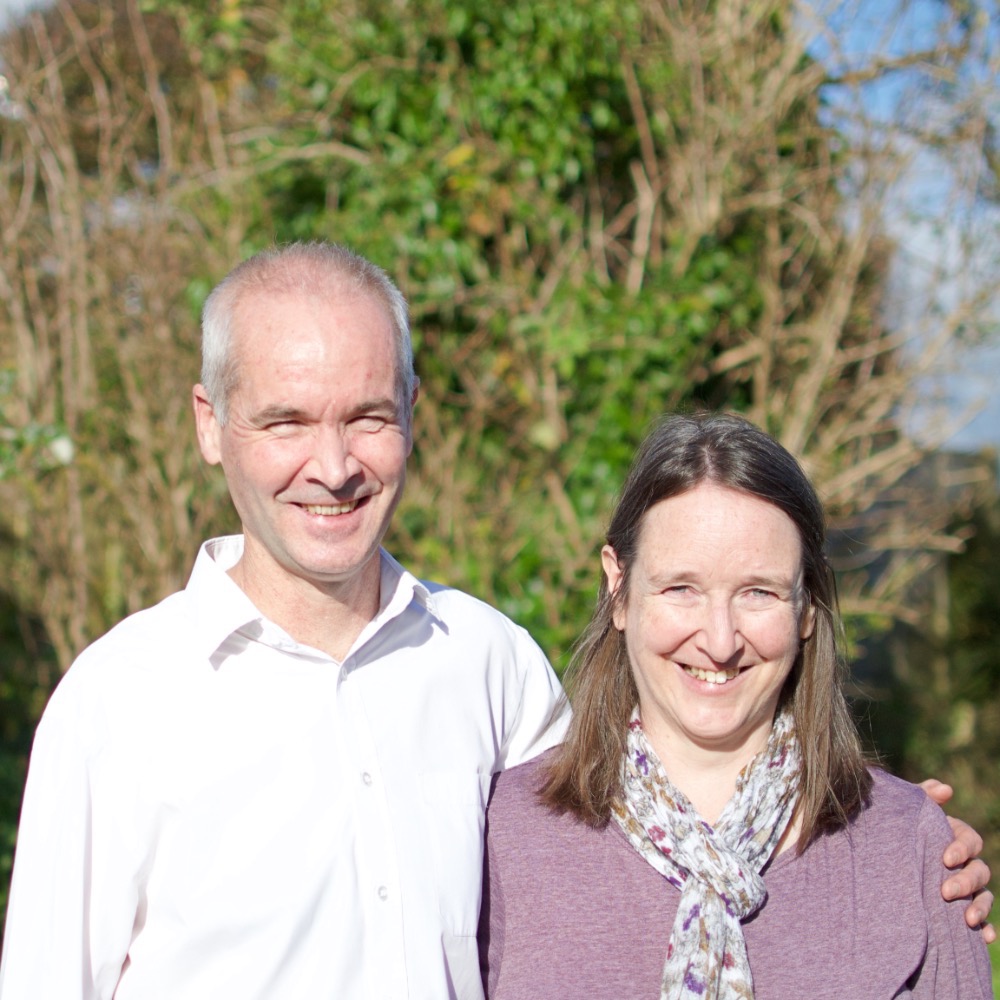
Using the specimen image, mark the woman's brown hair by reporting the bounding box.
[540,412,872,848]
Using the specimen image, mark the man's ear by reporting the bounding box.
[601,545,626,631]
[404,377,420,456]
[192,384,223,466]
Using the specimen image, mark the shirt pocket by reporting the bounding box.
[420,769,492,936]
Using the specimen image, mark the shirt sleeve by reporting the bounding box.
[909,795,993,999]
[494,629,569,772]
[0,687,135,1000]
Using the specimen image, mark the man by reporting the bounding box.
[0,243,991,999]
[0,243,568,999]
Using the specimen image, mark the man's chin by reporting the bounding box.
[286,548,384,592]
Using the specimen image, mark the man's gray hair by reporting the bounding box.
[201,242,415,426]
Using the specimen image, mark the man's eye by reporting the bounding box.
[352,416,388,432]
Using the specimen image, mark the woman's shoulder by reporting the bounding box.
[779,767,951,884]
[487,746,605,855]
[866,767,931,806]
[860,768,949,840]
[772,768,944,881]
[752,769,986,998]
[490,747,559,813]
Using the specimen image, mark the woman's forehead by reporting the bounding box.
[635,483,803,567]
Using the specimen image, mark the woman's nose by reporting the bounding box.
[696,600,743,665]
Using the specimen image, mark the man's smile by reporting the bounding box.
[299,500,362,515]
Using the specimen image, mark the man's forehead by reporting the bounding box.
[227,295,399,398]
[229,286,395,358]
[233,280,387,324]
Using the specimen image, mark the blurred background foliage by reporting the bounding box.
[0,0,997,937]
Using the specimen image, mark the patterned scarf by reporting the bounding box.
[610,708,800,1000]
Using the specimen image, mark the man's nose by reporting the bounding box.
[305,427,363,488]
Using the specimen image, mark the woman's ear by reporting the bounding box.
[601,545,626,631]
[800,601,816,641]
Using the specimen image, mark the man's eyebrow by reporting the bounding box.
[350,396,399,415]
[252,404,307,423]
[251,398,400,423]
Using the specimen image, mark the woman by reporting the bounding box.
[479,413,993,999]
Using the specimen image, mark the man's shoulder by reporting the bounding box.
[74,588,193,666]
[68,537,231,678]
[51,588,193,705]
[420,578,540,643]
[34,587,193,753]
[420,577,501,610]
[382,549,543,651]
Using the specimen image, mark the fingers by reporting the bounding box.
[943,858,992,902]
[942,817,984,869]
[922,782,993,937]
[919,778,953,806]
[960,888,995,935]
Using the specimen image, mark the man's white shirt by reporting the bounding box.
[0,536,569,999]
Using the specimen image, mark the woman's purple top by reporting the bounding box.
[479,751,993,999]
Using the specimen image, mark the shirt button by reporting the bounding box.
[362,771,373,786]
[377,885,389,901]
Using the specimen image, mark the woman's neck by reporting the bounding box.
[657,749,746,826]
[643,724,765,826]
[646,729,801,852]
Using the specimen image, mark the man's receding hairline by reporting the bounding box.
[231,256,390,310]
[226,276,400,351]
[222,275,408,403]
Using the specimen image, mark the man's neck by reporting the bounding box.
[227,554,382,662]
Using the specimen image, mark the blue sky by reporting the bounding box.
[0,0,34,29]
[805,0,1000,453]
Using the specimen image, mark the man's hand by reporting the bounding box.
[921,778,995,943]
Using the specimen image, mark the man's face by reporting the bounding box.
[194,288,413,606]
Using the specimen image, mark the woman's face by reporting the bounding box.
[603,481,815,762]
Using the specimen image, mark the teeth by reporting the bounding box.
[683,665,740,684]
[302,501,358,515]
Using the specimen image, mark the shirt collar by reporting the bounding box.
[186,536,267,659]
[376,548,436,621]
[186,536,442,663]
[340,549,441,660]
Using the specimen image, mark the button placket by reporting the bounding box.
[336,661,407,998]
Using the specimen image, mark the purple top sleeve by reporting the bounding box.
[480,753,993,1000]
